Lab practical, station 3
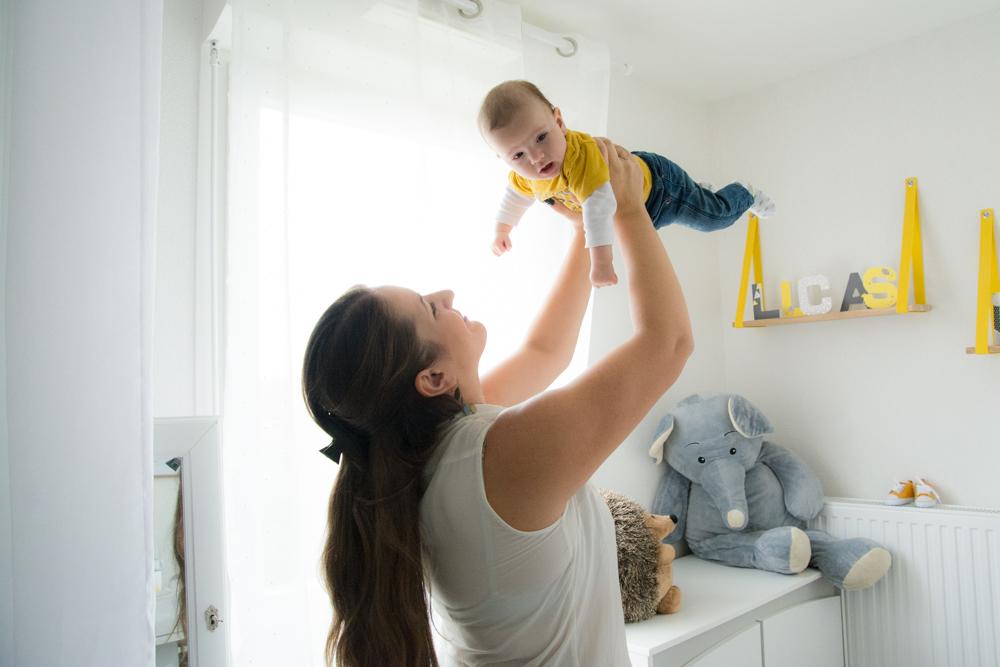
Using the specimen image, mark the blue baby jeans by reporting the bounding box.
[633,151,754,232]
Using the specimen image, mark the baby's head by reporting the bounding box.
[478,80,568,180]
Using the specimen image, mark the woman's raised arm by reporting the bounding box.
[483,140,694,531]
[481,207,592,407]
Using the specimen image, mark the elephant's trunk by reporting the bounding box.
[701,459,749,530]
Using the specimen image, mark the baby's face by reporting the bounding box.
[484,102,568,180]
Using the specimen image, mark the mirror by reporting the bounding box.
[153,417,231,667]
[154,454,185,665]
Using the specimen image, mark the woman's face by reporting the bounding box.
[377,286,486,389]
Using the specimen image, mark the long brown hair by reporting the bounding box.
[172,474,189,667]
[302,286,462,666]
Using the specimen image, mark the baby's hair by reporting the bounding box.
[478,80,555,132]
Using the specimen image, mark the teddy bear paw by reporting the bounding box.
[656,585,682,614]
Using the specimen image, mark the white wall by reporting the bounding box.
[156,0,207,416]
[709,11,1000,508]
[590,71,726,506]
[0,0,13,662]
[6,1,161,664]
[155,0,230,418]
[203,0,227,40]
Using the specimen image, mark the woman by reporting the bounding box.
[303,139,693,666]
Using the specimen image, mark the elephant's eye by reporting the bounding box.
[697,456,706,464]
[724,430,736,437]
[729,447,737,455]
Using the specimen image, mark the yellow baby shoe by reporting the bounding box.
[914,478,941,508]
[885,480,915,506]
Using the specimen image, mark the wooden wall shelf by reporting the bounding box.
[965,346,1000,354]
[733,178,928,330]
[736,304,931,328]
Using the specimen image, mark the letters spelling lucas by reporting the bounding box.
[752,266,898,320]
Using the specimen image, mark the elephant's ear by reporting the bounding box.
[648,415,675,464]
[728,395,773,438]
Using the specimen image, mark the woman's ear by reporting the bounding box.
[415,366,458,399]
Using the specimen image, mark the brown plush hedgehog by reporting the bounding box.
[602,490,682,623]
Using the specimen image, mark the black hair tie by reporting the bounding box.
[318,412,369,464]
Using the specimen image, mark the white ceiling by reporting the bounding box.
[517,0,1000,102]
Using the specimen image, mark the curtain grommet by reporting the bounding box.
[457,0,483,19]
[557,37,578,58]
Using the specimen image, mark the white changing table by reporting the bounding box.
[625,556,844,667]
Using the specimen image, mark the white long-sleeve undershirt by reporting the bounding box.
[495,185,535,228]
[580,182,617,249]
[494,182,618,250]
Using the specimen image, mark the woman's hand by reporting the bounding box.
[594,137,644,218]
[546,200,585,233]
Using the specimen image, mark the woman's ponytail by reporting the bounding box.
[303,287,461,666]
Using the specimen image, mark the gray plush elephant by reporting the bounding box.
[649,393,891,591]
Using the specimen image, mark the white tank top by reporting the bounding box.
[420,404,630,666]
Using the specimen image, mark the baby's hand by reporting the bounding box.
[492,223,514,256]
[589,245,618,287]
[590,263,619,287]
[492,232,512,256]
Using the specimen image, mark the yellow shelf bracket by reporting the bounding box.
[896,177,926,313]
[974,208,999,354]
[733,213,763,328]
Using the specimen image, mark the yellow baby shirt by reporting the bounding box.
[496,129,652,248]
[508,130,611,210]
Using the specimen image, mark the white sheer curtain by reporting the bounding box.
[223,1,609,663]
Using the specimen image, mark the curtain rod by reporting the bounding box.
[441,0,578,57]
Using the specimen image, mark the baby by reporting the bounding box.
[478,80,775,286]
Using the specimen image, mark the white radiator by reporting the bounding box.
[810,498,1000,667]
